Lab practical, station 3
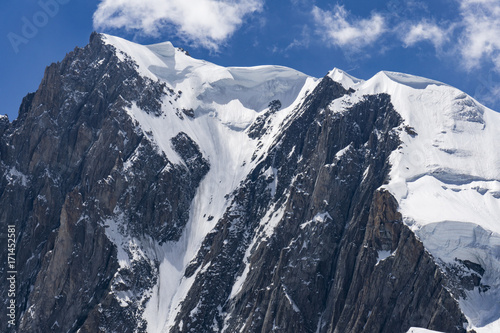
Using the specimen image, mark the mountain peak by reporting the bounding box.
[328,67,364,89]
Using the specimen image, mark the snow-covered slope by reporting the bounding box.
[101,34,319,332]
[100,34,500,333]
[331,70,500,333]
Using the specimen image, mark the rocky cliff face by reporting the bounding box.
[0,33,208,333]
[0,33,477,333]
[169,82,466,333]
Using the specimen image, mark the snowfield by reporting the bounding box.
[101,35,500,333]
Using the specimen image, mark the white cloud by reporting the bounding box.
[396,0,500,72]
[312,5,386,50]
[402,21,449,49]
[458,0,500,71]
[93,0,263,50]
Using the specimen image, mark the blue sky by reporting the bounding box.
[2,0,500,120]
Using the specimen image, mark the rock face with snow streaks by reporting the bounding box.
[1,33,499,333]
[0,33,208,333]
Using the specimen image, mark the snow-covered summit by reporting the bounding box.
[332,68,500,333]
[327,67,364,89]
[102,34,309,117]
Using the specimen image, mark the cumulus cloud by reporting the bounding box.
[312,5,386,50]
[402,21,450,49]
[308,0,500,73]
[397,0,500,71]
[93,0,263,50]
[458,0,500,71]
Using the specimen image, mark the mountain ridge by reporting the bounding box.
[0,32,499,333]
